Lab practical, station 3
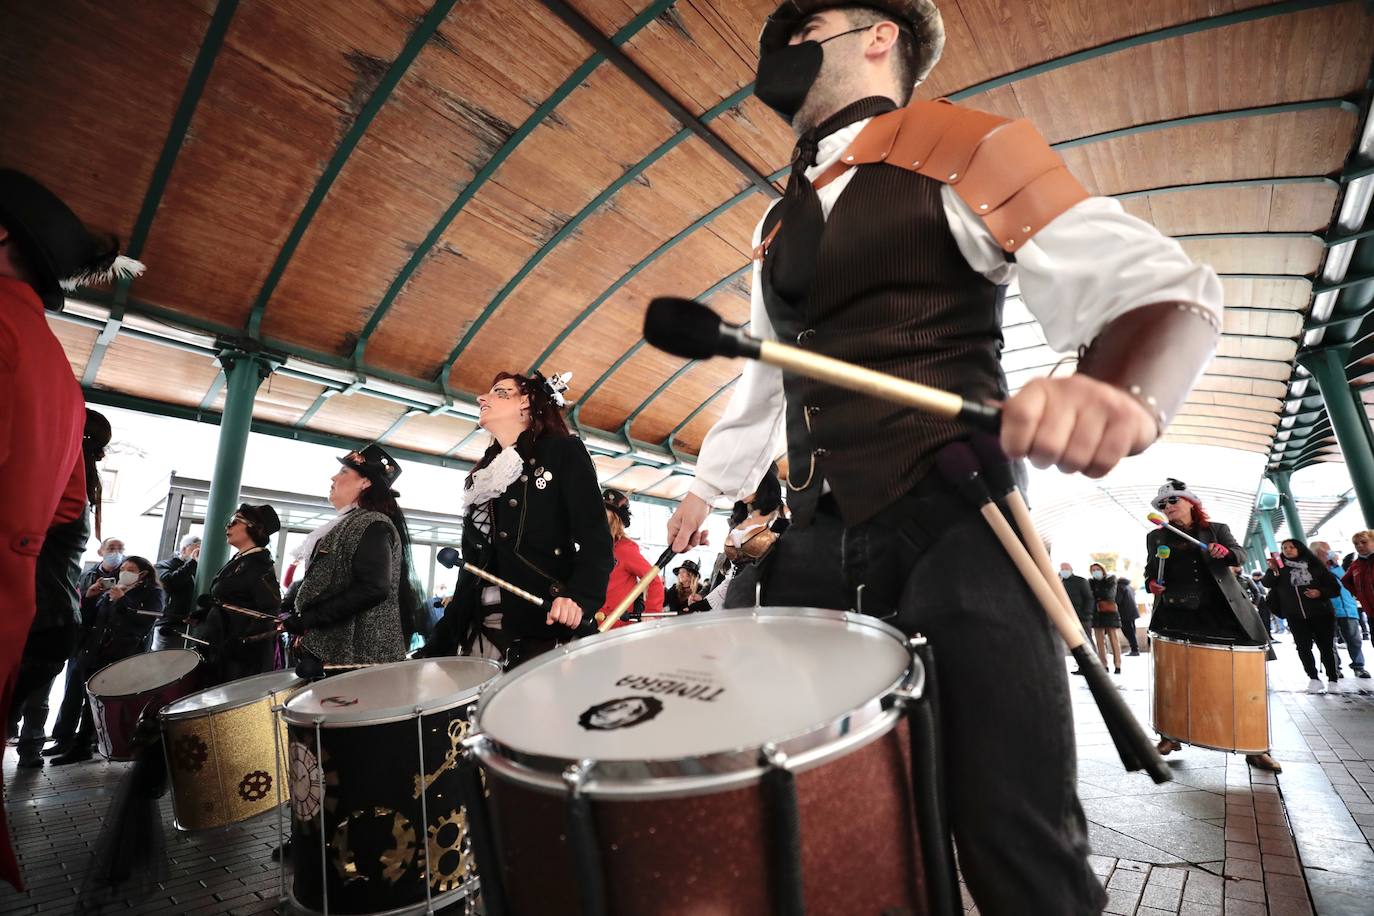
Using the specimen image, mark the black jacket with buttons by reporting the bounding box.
[431,434,614,650]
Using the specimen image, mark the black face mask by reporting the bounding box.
[754,26,869,122]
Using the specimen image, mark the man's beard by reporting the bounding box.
[789,50,859,137]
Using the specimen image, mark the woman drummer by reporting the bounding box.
[1145,478,1280,772]
[597,489,665,628]
[192,502,283,684]
[427,371,613,668]
[279,444,420,674]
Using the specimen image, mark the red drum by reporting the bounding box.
[86,649,201,760]
[468,608,930,916]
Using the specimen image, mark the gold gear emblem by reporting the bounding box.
[332,806,417,885]
[425,810,474,893]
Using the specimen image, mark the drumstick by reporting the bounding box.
[643,298,1000,431]
[170,631,210,646]
[1147,513,1207,549]
[437,547,546,608]
[968,433,1087,642]
[215,601,279,621]
[934,443,1170,783]
[597,547,677,632]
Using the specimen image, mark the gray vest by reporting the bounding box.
[299,509,405,665]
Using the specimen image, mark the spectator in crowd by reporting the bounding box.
[193,504,282,684]
[1241,570,1275,641]
[666,559,707,615]
[1314,540,1369,680]
[53,556,165,764]
[1343,531,1374,652]
[45,535,124,756]
[1088,563,1122,674]
[596,490,665,628]
[1061,563,1094,675]
[279,445,420,674]
[1115,575,1140,656]
[721,465,790,609]
[1263,539,1342,694]
[6,409,110,769]
[152,534,200,651]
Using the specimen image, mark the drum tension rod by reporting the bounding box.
[562,760,608,916]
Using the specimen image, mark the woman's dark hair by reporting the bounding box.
[357,483,425,642]
[84,408,112,538]
[1281,539,1323,569]
[467,371,572,484]
[751,463,783,516]
[123,555,162,591]
[728,500,749,529]
[243,521,272,549]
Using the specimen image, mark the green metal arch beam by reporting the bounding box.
[1173,231,1324,243]
[1048,99,1358,153]
[528,162,788,374]
[83,0,240,387]
[245,0,461,339]
[439,84,765,382]
[665,376,739,451]
[352,0,677,370]
[1115,175,1336,200]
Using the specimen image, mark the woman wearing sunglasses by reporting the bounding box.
[1145,478,1278,772]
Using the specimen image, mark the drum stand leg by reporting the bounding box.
[272,703,287,904]
[564,762,609,916]
[760,745,805,916]
[904,639,960,916]
[457,756,508,916]
[315,720,329,916]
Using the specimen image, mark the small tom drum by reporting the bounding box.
[469,607,928,916]
[86,649,201,760]
[160,669,304,831]
[281,657,502,916]
[1151,634,1269,753]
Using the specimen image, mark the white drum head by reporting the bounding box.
[477,609,913,765]
[283,658,501,726]
[88,649,200,698]
[162,670,303,720]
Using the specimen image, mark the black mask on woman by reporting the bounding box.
[754,26,870,122]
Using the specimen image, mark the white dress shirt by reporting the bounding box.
[688,115,1224,505]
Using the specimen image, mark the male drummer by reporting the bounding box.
[665,3,1221,912]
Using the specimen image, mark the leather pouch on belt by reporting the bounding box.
[1076,301,1220,432]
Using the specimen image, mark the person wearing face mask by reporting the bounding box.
[151,534,201,652]
[1115,576,1140,656]
[661,4,1223,910]
[1058,563,1094,676]
[425,372,613,668]
[1087,563,1122,674]
[1313,539,1369,683]
[1263,539,1342,694]
[192,504,283,684]
[45,535,126,757]
[1146,479,1278,772]
[278,445,422,674]
[52,556,165,764]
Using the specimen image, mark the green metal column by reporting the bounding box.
[1298,347,1374,528]
[196,349,275,594]
[1256,512,1278,556]
[1269,471,1306,542]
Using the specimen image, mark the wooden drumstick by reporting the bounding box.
[597,547,676,632]
[437,547,546,608]
[171,631,210,646]
[1148,513,1206,549]
[934,442,1170,784]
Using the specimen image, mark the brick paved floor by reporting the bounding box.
[4,640,1373,914]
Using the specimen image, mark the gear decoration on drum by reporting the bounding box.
[425,809,474,893]
[171,733,209,772]
[413,717,470,799]
[332,806,417,884]
[238,770,272,802]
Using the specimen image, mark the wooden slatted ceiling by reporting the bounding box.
[259,0,603,354]
[1178,237,1324,276]
[363,64,682,378]
[305,390,409,440]
[386,412,478,454]
[224,374,329,428]
[49,322,99,380]
[0,2,207,256]
[94,337,221,409]
[1121,183,1339,234]
[642,475,695,500]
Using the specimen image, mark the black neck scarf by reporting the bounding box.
[768,96,900,304]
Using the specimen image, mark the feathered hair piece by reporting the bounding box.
[532,370,573,407]
[59,253,146,292]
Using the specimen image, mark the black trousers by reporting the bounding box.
[728,485,1105,915]
[1119,611,1139,652]
[1286,613,1338,681]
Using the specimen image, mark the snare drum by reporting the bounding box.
[160,670,304,831]
[469,607,928,916]
[86,649,201,760]
[1151,635,1269,753]
[281,657,502,916]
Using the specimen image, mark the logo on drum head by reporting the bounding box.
[577,696,664,731]
[320,695,360,707]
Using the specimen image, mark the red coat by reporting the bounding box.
[1342,556,1374,620]
[0,277,84,889]
[598,537,665,628]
